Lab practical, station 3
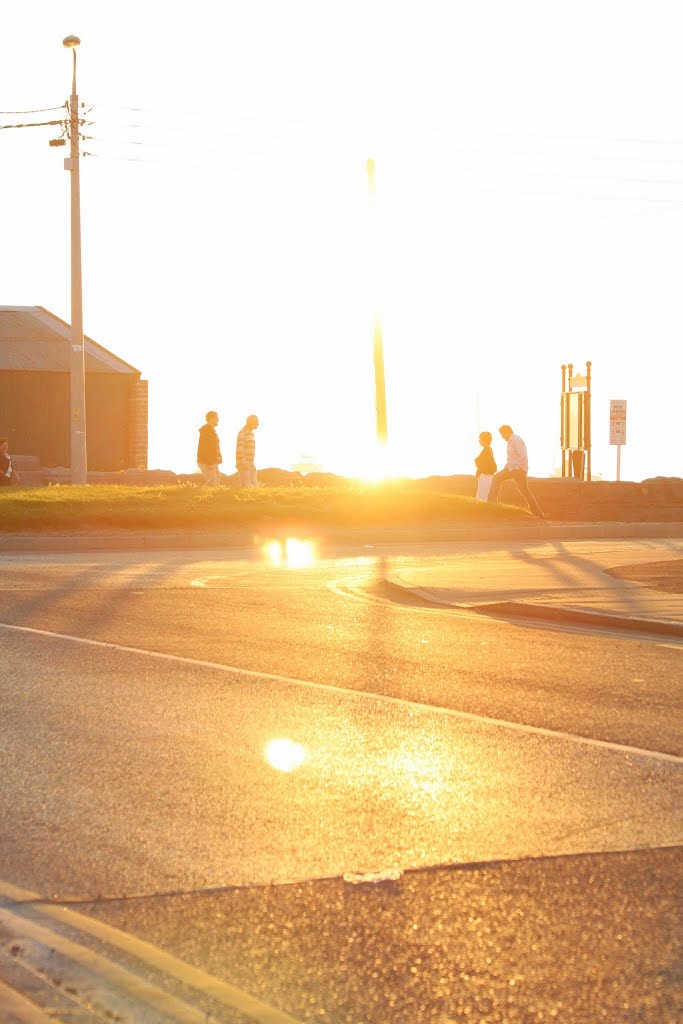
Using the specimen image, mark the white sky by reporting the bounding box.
[2,1,682,481]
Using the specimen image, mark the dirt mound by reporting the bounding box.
[604,559,683,595]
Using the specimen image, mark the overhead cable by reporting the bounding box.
[0,119,66,130]
[83,150,264,172]
[0,104,66,115]
[88,102,317,124]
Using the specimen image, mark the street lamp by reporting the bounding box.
[63,34,87,483]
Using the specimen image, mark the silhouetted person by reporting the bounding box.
[196,411,222,487]
[0,437,20,486]
[236,414,259,487]
[488,425,547,519]
[474,430,497,501]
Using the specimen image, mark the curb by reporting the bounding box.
[380,578,683,640]
[1,521,683,554]
[475,600,683,640]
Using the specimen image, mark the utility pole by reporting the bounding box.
[366,158,388,445]
[63,34,87,483]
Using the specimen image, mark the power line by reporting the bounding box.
[81,149,683,200]
[83,150,264,172]
[85,134,268,157]
[85,108,683,172]
[0,104,66,115]
[90,119,290,142]
[86,139,683,189]
[475,184,683,206]
[87,107,683,149]
[87,113,311,145]
[419,127,683,149]
[88,102,317,125]
[456,164,683,188]
[0,119,66,130]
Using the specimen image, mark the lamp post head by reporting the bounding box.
[63,35,81,48]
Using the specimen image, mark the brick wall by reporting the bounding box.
[127,378,148,470]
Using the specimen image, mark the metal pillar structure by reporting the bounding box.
[560,361,591,481]
[64,34,87,483]
[366,158,387,445]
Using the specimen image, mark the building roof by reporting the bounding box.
[0,306,141,374]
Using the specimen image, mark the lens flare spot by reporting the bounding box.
[284,537,316,567]
[261,538,316,567]
[264,738,307,772]
[262,540,284,566]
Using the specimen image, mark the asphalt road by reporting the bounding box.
[0,539,681,1023]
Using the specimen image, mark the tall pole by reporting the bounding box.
[366,158,387,445]
[585,360,592,481]
[64,35,87,484]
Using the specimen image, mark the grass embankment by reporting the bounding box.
[0,484,531,533]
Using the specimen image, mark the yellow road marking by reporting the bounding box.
[0,880,303,1024]
[0,980,55,1023]
[0,904,207,1022]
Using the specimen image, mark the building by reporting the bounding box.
[0,305,147,470]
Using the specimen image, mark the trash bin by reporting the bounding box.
[570,450,585,480]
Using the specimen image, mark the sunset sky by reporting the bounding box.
[3,1,682,482]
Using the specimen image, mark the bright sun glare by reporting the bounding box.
[348,444,398,483]
[264,738,307,772]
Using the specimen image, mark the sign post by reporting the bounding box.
[609,400,627,481]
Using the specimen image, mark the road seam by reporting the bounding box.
[1,618,681,765]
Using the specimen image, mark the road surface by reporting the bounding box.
[0,538,681,1023]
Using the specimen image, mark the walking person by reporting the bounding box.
[236,414,259,487]
[0,437,20,487]
[474,431,497,501]
[196,411,222,487]
[487,425,547,519]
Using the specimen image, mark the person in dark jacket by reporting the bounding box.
[196,411,222,487]
[474,431,497,501]
[0,437,20,487]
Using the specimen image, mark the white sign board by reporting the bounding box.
[609,400,627,446]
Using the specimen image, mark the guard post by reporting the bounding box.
[560,361,591,481]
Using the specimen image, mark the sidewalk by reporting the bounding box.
[381,535,683,639]
[2,522,682,638]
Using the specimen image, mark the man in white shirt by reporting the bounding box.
[487,425,547,519]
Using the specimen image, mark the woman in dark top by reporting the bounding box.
[0,437,20,487]
[474,430,496,501]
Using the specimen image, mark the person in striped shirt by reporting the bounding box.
[235,414,259,487]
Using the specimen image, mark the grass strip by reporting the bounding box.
[0,484,531,533]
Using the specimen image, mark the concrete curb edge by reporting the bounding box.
[380,577,683,640]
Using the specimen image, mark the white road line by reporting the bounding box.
[2,618,682,766]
